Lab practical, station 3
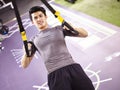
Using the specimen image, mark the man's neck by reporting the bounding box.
[40,24,48,31]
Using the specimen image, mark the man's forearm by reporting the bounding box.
[63,23,88,37]
[21,54,33,68]
[74,28,88,37]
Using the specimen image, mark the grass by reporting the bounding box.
[54,0,120,27]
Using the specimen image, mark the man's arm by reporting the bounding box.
[74,27,88,37]
[63,23,88,37]
[21,42,36,68]
[21,54,34,68]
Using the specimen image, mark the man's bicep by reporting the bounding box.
[63,29,78,37]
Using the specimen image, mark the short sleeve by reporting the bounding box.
[63,29,78,37]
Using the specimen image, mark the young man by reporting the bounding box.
[21,6,95,90]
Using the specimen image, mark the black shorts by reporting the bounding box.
[48,63,95,90]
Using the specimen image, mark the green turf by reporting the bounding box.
[54,0,120,27]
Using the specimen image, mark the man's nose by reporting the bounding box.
[37,17,41,21]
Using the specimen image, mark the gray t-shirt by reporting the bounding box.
[31,25,75,73]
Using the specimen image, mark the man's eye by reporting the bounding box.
[39,15,43,17]
[34,17,38,20]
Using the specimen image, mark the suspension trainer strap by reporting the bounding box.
[12,0,30,57]
[41,0,79,35]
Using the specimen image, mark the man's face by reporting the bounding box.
[31,11,48,30]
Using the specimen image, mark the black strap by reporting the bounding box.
[41,0,56,15]
[11,0,30,57]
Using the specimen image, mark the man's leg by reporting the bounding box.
[48,67,72,90]
[69,64,95,90]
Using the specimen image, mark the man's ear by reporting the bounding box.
[32,21,34,24]
[45,15,48,19]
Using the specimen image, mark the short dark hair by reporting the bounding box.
[29,6,46,21]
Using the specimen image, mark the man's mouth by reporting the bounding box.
[38,21,43,25]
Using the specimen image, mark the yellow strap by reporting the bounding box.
[21,31,27,41]
[55,11,64,23]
